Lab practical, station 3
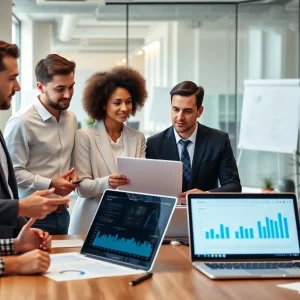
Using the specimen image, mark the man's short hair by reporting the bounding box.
[35,54,76,84]
[0,41,20,72]
[170,81,204,109]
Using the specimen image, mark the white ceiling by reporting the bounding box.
[13,0,298,53]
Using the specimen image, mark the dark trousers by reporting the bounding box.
[31,208,70,235]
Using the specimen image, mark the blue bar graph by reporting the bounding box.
[249,228,254,239]
[257,221,262,238]
[263,227,267,238]
[92,232,153,258]
[270,220,274,238]
[278,213,284,238]
[204,212,290,240]
[274,221,279,238]
[239,226,244,238]
[220,225,225,239]
[225,227,230,239]
[284,217,289,238]
[245,228,249,239]
[205,224,230,239]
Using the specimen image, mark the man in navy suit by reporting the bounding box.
[146,81,241,204]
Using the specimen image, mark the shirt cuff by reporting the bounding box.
[34,174,52,191]
[0,239,14,255]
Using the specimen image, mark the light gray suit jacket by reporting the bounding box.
[68,121,145,234]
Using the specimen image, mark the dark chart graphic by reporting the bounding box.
[92,231,152,258]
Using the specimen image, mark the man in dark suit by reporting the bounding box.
[146,81,241,204]
[0,40,70,238]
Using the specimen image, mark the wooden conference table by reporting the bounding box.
[0,235,299,300]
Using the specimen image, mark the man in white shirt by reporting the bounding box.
[4,54,79,234]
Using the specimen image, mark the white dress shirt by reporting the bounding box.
[4,98,77,199]
[173,123,198,166]
[108,131,126,164]
[0,142,13,198]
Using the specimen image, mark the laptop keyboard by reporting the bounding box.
[205,262,300,270]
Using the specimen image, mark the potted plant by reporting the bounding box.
[262,177,274,193]
[85,118,95,127]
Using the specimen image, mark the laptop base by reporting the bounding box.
[193,262,300,279]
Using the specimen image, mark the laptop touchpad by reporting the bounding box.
[245,269,283,275]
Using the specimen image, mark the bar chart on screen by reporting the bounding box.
[191,198,299,254]
[205,213,290,240]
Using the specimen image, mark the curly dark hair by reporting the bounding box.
[83,66,148,121]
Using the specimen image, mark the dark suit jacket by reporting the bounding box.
[0,131,25,238]
[146,123,241,192]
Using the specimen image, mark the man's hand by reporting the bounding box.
[50,168,79,196]
[4,249,50,275]
[14,218,52,253]
[69,170,79,183]
[19,188,70,219]
[108,173,130,189]
[178,188,204,205]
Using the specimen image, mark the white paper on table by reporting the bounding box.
[44,253,144,282]
[52,239,84,248]
[117,157,182,198]
[277,282,300,292]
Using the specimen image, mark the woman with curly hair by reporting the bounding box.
[68,66,147,234]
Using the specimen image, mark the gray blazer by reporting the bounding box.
[68,121,145,234]
[0,131,26,238]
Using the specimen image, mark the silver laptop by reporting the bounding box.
[165,206,188,238]
[187,193,300,279]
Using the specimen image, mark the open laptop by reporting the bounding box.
[187,193,300,279]
[165,206,188,238]
[45,190,176,281]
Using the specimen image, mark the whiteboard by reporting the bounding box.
[238,79,300,154]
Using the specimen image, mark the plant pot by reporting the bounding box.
[261,188,274,193]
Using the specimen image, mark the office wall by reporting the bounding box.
[0,0,12,131]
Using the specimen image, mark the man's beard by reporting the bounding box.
[45,91,70,111]
[0,91,13,110]
[0,102,10,110]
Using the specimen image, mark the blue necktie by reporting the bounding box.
[179,139,192,192]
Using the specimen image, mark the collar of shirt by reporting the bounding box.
[33,97,69,123]
[173,122,198,145]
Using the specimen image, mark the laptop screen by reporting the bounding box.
[187,193,300,260]
[81,190,176,271]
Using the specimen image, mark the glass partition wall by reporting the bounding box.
[122,0,299,190]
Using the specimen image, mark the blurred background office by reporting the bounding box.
[0,0,299,192]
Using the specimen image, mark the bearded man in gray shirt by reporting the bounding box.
[4,54,79,234]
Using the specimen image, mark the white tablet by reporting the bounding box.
[117,157,182,198]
